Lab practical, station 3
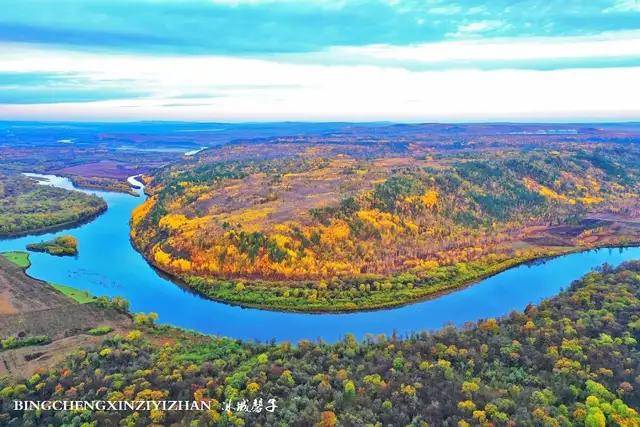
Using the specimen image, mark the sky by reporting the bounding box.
[0,0,639,122]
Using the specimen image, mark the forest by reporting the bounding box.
[2,261,640,425]
[66,175,139,196]
[26,235,78,256]
[130,139,640,311]
[0,174,106,237]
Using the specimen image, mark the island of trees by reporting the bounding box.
[130,137,640,311]
[0,174,106,237]
[26,235,78,256]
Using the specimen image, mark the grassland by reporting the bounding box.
[131,134,640,312]
[49,284,95,303]
[1,251,30,269]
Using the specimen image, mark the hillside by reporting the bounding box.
[3,261,640,425]
[0,253,132,378]
[131,131,640,311]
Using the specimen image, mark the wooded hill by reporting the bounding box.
[131,137,640,311]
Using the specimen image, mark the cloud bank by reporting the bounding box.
[0,0,638,121]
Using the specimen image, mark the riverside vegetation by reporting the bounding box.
[131,139,640,311]
[2,261,640,425]
[0,174,106,237]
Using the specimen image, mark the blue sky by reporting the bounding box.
[2,0,639,54]
[0,0,639,121]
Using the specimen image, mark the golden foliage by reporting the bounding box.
[523,178,574,203]
[153,246,172,267]
[131,198,155,228]
[356,209,402,235]
[130,148,640,285]
[159,214,189,230]
[320,220,351,244]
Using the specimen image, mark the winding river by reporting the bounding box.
[2,174,640,343]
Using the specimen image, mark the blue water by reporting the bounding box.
[2,175,640,343]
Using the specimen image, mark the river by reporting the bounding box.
[1,174,639,343]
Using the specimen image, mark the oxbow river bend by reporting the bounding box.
[2,174,640,343]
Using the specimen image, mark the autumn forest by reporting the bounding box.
[131,130,640,311]
[2,122,640,426]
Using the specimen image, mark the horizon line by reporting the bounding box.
[1,118,640,126]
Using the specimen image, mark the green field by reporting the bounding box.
[1,251,31,269]
[50,284,96,304]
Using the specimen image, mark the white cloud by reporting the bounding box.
[428,5,462,15]
[456,20,504,34]
[333,31,640,62]
[0,38,639,121]
[605,0,640,12]
[314,30,640,66]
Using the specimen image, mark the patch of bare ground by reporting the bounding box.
[0,256,132,378]
[522,220,640,247]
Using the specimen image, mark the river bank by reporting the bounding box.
[138,242,640,314]
[1,174,640,342]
